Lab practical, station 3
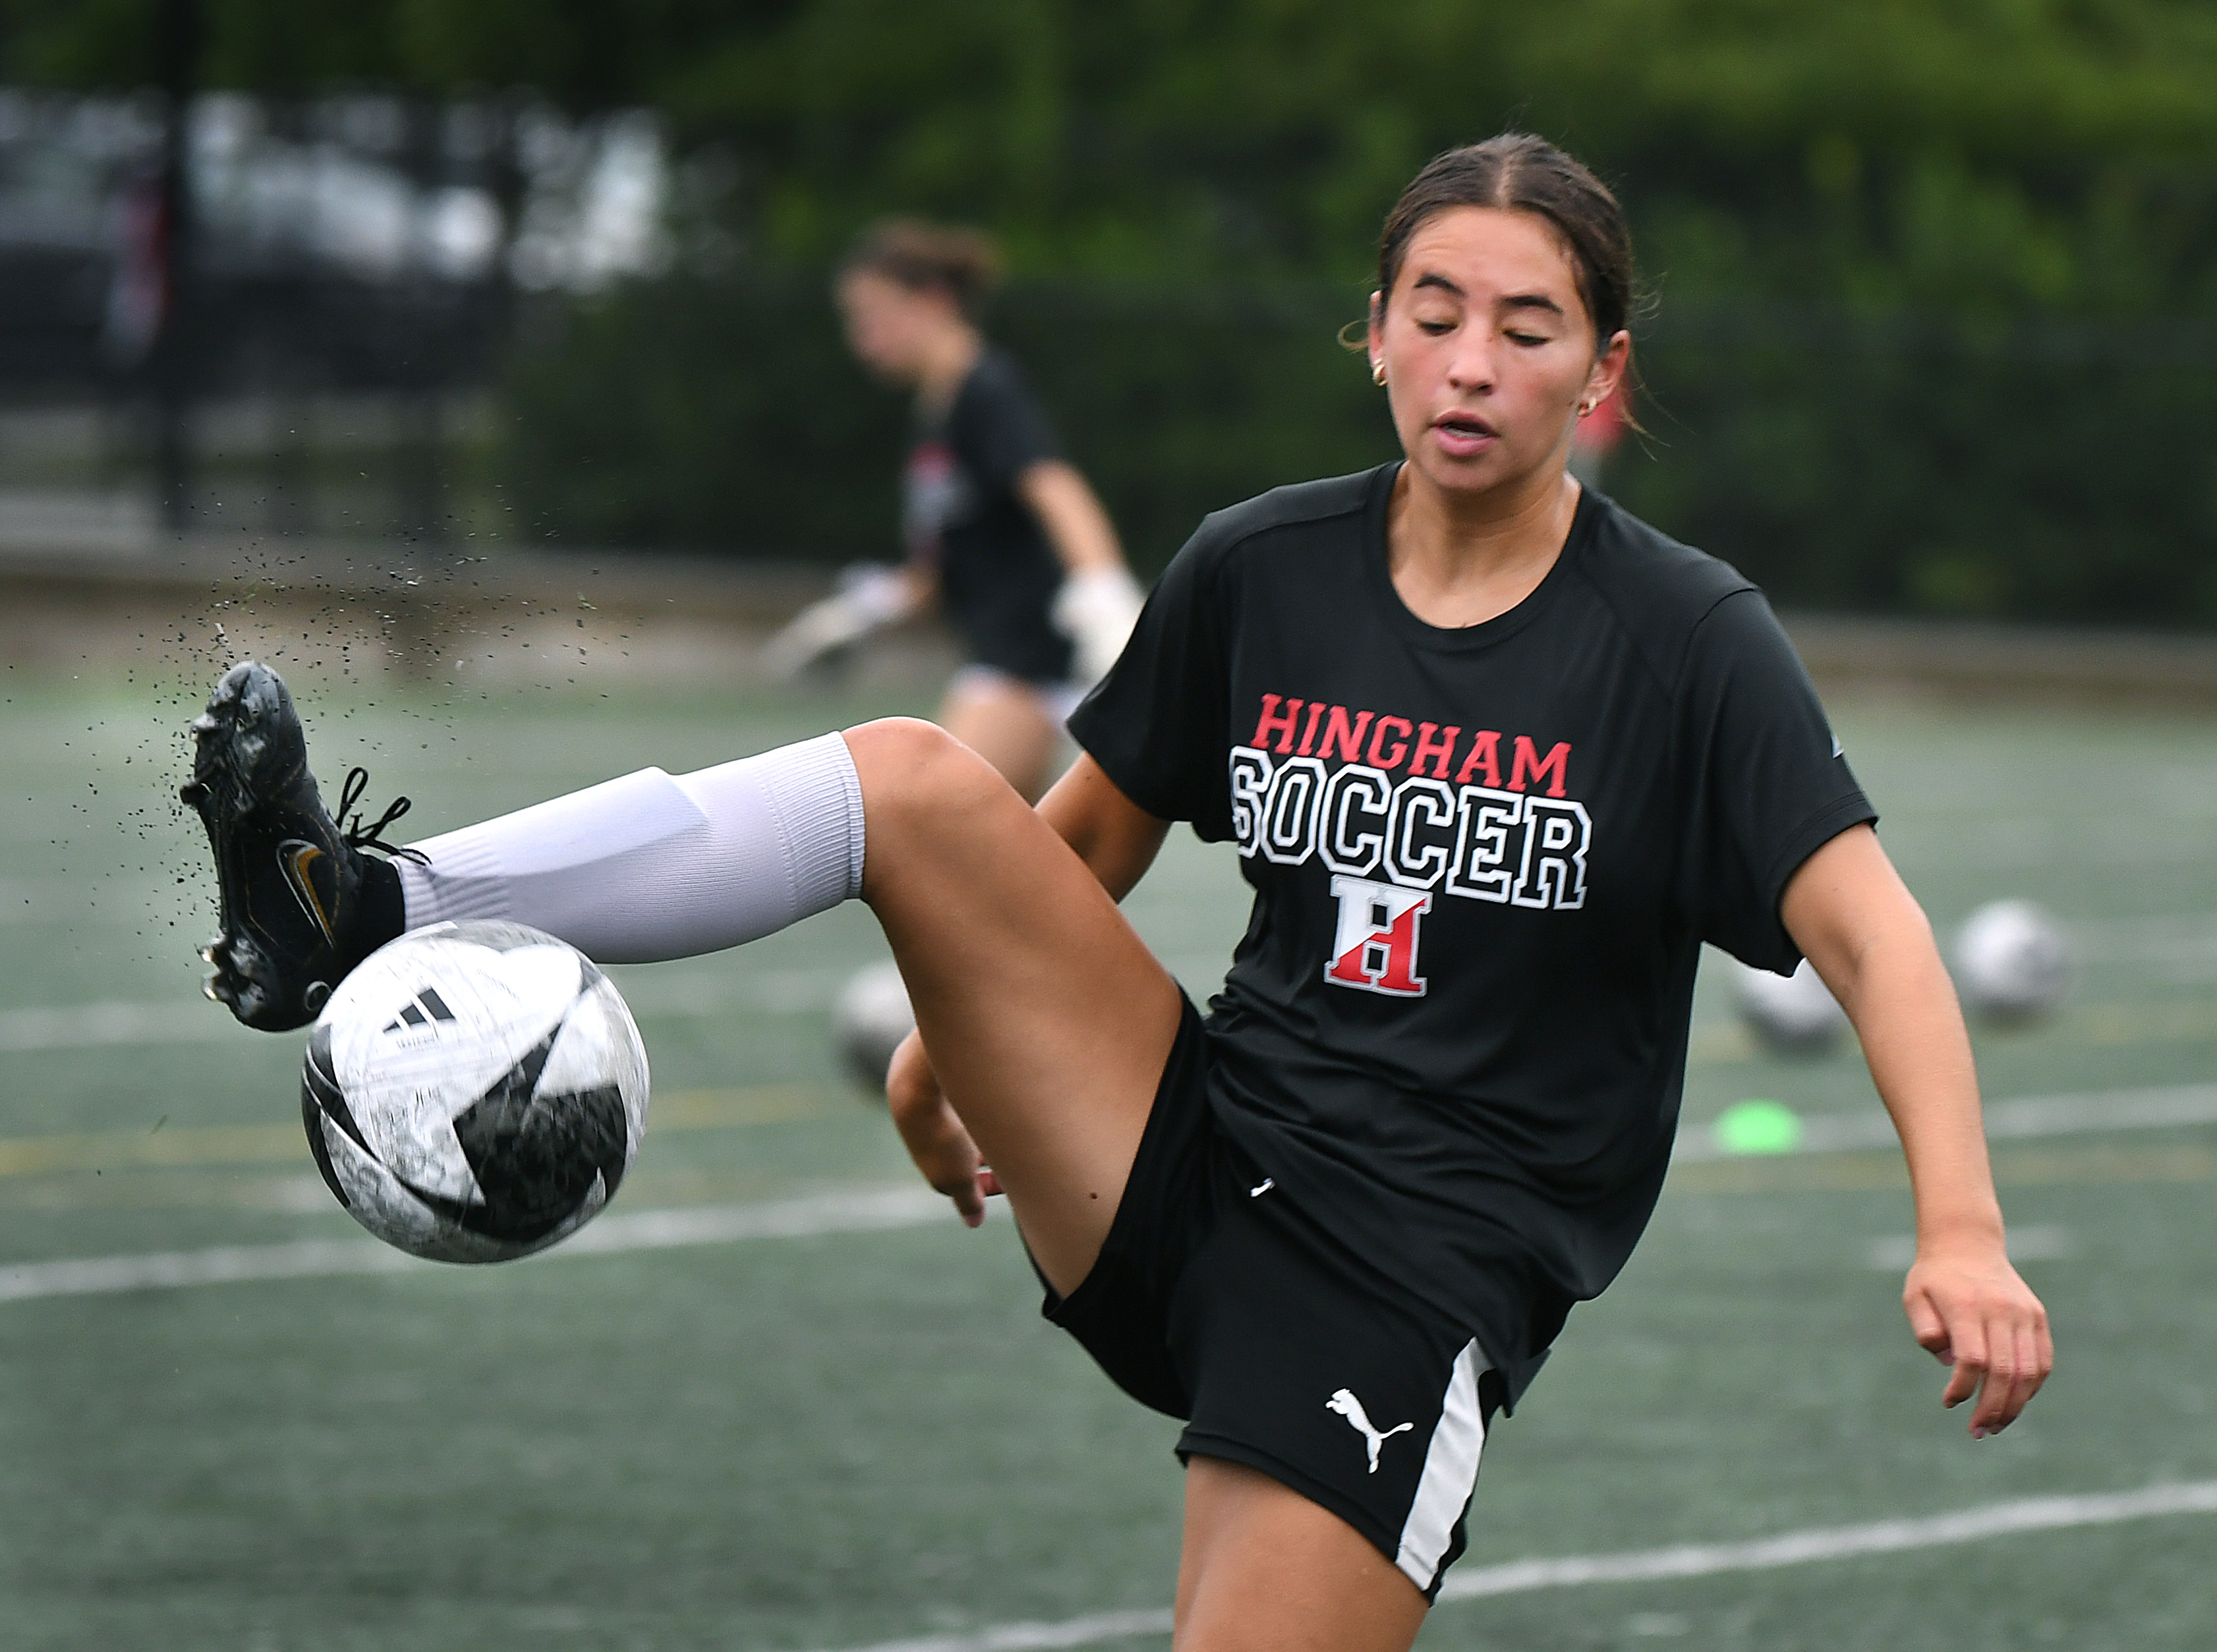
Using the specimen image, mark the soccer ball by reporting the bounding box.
[301,921,650,1263]
[1732,957,1849,1059]
[1953,899,2074,1027]
[833,959,914,1097]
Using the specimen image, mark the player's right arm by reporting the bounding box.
[885,752,1169,1223]
[1037,753,1170,901]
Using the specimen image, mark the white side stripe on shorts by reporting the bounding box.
[1395,1338,1489,1591]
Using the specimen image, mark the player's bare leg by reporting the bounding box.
[936,671,1062,803]
[844,717,1180,1295]
[1173,1457,1429,1652]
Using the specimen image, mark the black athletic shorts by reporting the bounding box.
[1041,996,1509,1600]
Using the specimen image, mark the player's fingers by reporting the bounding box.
[1999,1318,2050,1425]
[1973,1277,2054,1433]
[886,1055,989,1218]
[1904,1287,1951,1361]
[911,1122,983,1215]
[1942,1360,1980,1413]
[1941,1317,1986,1413]
[1993,1320,2042,1433]
[978,1166,1005,1198]
[950,1174,987,1228]
[1968,1317,2020,1437]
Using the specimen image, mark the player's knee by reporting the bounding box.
[846,716,957,791]
[845,716,1008,822]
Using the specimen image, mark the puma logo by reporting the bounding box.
[277,840,337,944]
[1325,1387,1413,1474]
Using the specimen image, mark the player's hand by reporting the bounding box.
[1903,1234,2053,1438]
[760,565,915,680]
[884,1027,999,1226]
[1051,566,1145,685]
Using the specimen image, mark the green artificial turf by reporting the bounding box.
[1,666,2214,1650]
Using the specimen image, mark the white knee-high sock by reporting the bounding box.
[392,732,865,963]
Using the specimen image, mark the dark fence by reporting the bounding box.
[3,71,2209,627]
[500,274,2217,629]
[0,87,640,539]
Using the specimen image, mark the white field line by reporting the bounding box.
[2,1079,2212,1297]
[1673,1081,2217,1164]
[13,976,2217,1160]
[1866,1222,2075,1273]
[0,984,846,1051]
[807,1481,2217,1652]
[0,1185,946,1305]
[0,961,1238,1050]
[1435,1479,2217,1599]
[822,1609,1175,1652]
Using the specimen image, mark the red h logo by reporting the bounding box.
[1325,875,1431,998]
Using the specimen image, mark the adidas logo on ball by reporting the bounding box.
[382,987,457,1035]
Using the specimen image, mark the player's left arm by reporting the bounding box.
[1022,462,1147,683]
[1018,460,1125,575]
[1781,824,2054,1437]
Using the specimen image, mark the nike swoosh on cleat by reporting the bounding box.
[277,840,338,946]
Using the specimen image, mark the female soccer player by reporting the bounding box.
[764,218,1144,803]
[185,134,2051,1651]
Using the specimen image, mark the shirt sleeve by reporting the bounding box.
[953,353,1063,493]
[1682,590,1878,973]
[1066,525,1234,836]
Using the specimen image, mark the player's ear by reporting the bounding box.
[1586,329,1631,404]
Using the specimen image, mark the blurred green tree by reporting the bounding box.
[6,0,2215,619]
[11,1,2213,291]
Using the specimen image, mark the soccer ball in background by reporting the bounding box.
[1732,957,1850,1059]
[1953,899,2075,1028]
[834,959,915,1098]
[301,921,650,1263]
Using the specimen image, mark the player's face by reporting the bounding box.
[838,271,950,385]
[1369,207,1627,503]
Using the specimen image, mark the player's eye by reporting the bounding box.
[1415,318,1455,337]
[1505,329,1549,347]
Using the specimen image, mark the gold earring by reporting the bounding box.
[1373,361,1388,386]
[1578,399,1595,416]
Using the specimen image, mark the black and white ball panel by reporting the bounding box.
[301,921,649,1263]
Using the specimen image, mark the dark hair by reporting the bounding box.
[1375,134,1638,349]
[840,218,1003,317]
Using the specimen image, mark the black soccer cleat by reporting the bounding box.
[180,662,411,1032]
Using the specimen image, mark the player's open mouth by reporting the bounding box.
[1431,415,1497,455]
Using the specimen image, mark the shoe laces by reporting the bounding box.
[335,767,431,865]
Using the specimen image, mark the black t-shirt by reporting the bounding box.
[903,347,1074,684]
[1070,463,1875,1404]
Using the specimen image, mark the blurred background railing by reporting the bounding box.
[2,3,2214,628]
[0,88,666,546]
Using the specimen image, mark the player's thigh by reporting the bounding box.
[937,670,1060,802]
[843,718,1181,1288]
[1174,1456,1427,1652]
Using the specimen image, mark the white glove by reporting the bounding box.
[1052,565,1145,686]
[761,565,915,680]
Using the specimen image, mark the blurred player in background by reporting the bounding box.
[766,219,1143,805]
